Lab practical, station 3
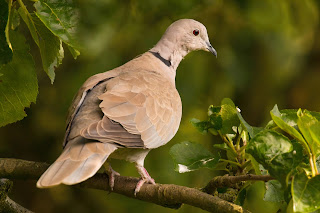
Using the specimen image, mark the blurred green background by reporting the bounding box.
[1,0,320,212]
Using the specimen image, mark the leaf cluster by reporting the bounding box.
[170,98,320,212]
[0,0,80,127]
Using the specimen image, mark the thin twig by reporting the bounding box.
[0,158,249,213]
[203,174,275,194]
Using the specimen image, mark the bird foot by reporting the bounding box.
[134,166,156,196]
[105,165,120,191]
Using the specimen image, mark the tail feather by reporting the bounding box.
[37,137,117,188]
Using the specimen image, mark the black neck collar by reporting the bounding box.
[149,51,172,67]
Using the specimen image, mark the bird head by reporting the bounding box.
[161,19,217,57]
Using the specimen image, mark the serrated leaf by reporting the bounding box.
[34,0,80,52]
[0,0,13,65]
[32,15,64,83]
[292,172,320,213]
[169,141,219,173]
[264,180,285,203]
[0,30,38,127]
[247,130,304,185]
[270,105,307,144]
[297,110,320,157]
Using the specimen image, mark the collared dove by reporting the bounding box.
[37,19,217,195]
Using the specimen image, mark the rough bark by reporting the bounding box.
[203,174,274,194]
[0,158,250,213]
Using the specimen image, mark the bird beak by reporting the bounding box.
[206,41,217,57]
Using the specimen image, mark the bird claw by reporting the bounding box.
[106,165,120,191]
[134,176,156,196]
[134,166,156,196]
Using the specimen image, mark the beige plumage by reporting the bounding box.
[37,19,216,194]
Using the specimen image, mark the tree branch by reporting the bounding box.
[0,178,34,213]
[0,158,249,213]
[203,174,275,194]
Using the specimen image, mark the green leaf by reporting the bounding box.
[18,1,39,46]
[169,141,220,173]
[270,105,306,144]
[220,99,240,134]
[247,130,292,161]
[34,0,80,52]
[208,105,223,130]
[67,45,80,59]
[292,172,320,212]
[212,161,229,171]
[246,154,262,175]
[247,130,304,184]
[221,97,236,108]
[0,30,38,127]
[0,0,13,65]
[264,180,285,203]
[190,118,212,134]
[297,109,320,157]
[208,98,240,134]
[237,110,263,138]
[213,143,230,151]
[9,6,20,31]
[32,15,64,83]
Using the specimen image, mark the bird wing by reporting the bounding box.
[63,70,120,147]
[80,70,182,149]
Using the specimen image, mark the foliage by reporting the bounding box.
[0,0,79,127]
[1,1,320,212]
[170,98,320,212]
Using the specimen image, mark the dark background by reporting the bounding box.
[1,0,320,212]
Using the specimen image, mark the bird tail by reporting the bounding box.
[37,137,118,188]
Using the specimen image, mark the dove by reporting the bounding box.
[37,19,217,195]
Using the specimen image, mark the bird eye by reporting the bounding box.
[193,29,199,36]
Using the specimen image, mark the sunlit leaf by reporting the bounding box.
[297,109,320,157]
[220,98,240,134]
[18,1,39,46]
[208,98,240,134]
[32,15,64,83]
[0,31,38,127]
[34,0,80,53]
[292,172,320,213]
[221,97,236,108]
[169,141,219,173]
[270,105,306,144]
[0,0,13,65]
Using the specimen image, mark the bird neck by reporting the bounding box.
[150,38,189,71]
